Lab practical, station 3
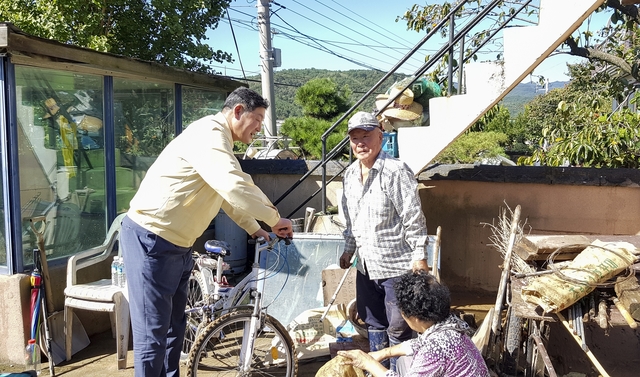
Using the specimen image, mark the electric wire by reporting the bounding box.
[269,10,385,71]
[312,0,433,69]
[221,1,544,78]
[228,3,424,73]
[231,14,418,51]
[323,0,417,50]
[288,0,424,71]
[230,6,382,72]
[270,4,386,71]
[276,1,406,70]
[227,10,248,81]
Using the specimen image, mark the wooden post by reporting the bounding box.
[491,205,521,335]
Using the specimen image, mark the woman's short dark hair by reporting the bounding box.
[394,270,450,323]
[223,87,269,112]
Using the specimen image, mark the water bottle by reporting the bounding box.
[119,257,127,288]
[24,338,41,376]
[111,256,119,286]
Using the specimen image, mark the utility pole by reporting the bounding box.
[257,0,277,142]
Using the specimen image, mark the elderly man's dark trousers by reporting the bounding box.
[356,269,413,371]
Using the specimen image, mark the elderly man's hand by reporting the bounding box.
[412,259,430,273]
[339,252,353,269]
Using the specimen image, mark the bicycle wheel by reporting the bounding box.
[186,311,298,377]
[183,269,207,359]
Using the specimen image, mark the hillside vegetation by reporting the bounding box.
[243,68,567,120]
[500,80,568,115]
[245,69,408,119]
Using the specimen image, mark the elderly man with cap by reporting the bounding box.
[338,111,430,372]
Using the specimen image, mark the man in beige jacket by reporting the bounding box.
[121,87,293,377]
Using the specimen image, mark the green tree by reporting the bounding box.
[435,132,509,164]
[436,104,512,164]
[280,78,352,159]
[469,104,531,155]
[294,78,351,119]
[518,63,640,168]
[279,116,348,160]
[513,62,640,167]
[0,0,233,73]
[246,69,406,120]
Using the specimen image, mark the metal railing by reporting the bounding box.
[274,0,534,217]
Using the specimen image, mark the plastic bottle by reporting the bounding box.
[25,338,41,376]
[114,256,122,287]
[111,256,119,286]
[119,257,127,288]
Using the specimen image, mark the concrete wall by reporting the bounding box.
[420,179,640,292]
[2,162,640,363]
[0,274,32,363]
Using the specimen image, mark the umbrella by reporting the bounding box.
[30,266,42,340]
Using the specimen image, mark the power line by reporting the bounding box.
[269,10,385,71]
[230,14,430,54]
[218,75,388,95]
[224,2,432,75]
[323,0,417,50]
[226,6,389,82]
[272,1,405,70]
[227,11,248,81]
[288,0,424,71]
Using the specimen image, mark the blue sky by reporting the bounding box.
[205,0,609,83]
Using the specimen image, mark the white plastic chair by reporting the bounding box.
[64,213,128,369]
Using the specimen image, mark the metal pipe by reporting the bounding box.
[458,34,465,94]
[448,13,455,96]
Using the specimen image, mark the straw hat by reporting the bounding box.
[42,98,60,119]
[375,86,423,121]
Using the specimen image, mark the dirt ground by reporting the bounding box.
[0,290,494,377]
[0,329,329,377]
[2,287,635,376]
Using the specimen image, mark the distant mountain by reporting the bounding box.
[501,80,568,116]
[243,68,567,119]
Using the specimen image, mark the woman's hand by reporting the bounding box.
[338,349,389,377]
[338,349,375,370]
[368,349,388,363]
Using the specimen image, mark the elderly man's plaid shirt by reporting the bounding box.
[341,151,428,280]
